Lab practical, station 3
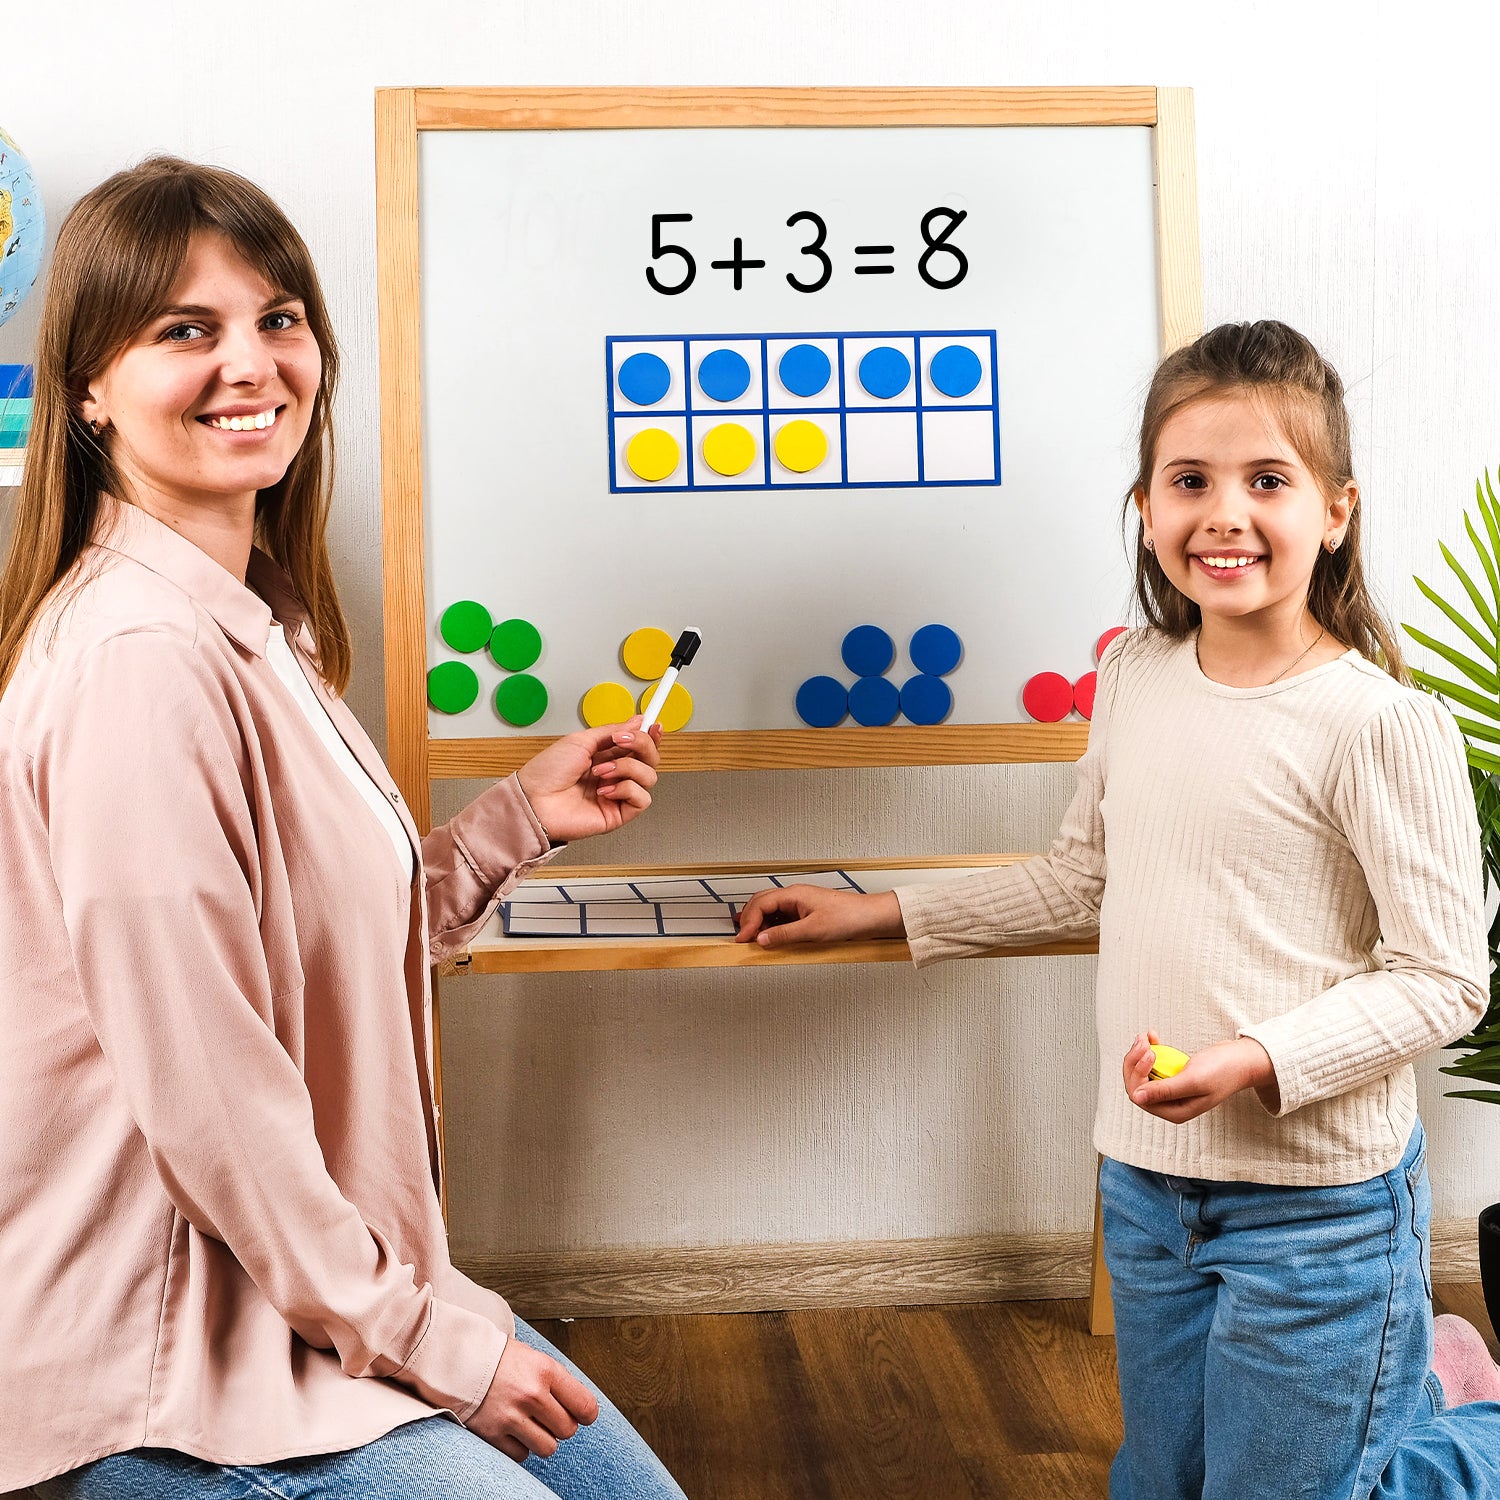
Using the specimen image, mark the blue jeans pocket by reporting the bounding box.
[1405,1136,1433,1301]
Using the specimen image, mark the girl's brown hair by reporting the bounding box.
[0,155,350,693]
[1125,319,1407,682]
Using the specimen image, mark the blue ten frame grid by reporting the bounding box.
[605,331,1002,494]
[500,870,866,937]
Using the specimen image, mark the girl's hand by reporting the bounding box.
[1123,1032,1280,1123]
[516,717,663,843]
[467,1336,599,1462]
[734,887,905,948]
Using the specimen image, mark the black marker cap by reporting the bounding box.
[670,628,702,667]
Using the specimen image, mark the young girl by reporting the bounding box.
[0,157,685,1500]
[736,321,1500,1498]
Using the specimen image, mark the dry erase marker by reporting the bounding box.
[640,628,702,732]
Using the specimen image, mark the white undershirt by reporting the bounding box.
[265,624,415,882]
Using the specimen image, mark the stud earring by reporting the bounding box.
[87,418,105,437]
[1326,536,1341,553]
[1144,537,1155,553]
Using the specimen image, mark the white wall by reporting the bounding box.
[7,0,1500,1265]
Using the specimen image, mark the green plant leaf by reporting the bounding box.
[1465,509,1500,613]
[1452,1023,1500,1053]
[1437,543,1499,636]
[1412,476,1500,1111]
[1409,669,1500,724]
[1412,577,1497,662]
[1473,767,1500,820]
[1403,626,1500,694]
[1450,1011,1500,1047]
[1440,1044,1500,1064]
[1479,471,1500,593]
[1438,1055,1500,1082]
[1454,716,1500,746]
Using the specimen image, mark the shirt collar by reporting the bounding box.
[92,495,311,657]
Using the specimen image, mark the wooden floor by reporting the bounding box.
[535,1284,1496,1500]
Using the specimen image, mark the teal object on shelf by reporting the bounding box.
[0,364,33,449]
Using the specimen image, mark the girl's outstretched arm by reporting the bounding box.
[892,640,1126,965]
[734,637,1128,960]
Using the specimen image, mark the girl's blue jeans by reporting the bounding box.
[1101,1120,1500,1499]
[33,1318,686,1500]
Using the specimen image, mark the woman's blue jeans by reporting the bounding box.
[33,1318,686,1500]
[1101,1121,1500,1499]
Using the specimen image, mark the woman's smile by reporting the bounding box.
[197,403,285,433]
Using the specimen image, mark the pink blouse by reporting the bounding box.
[0,497,557,1489]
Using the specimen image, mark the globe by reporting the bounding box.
[0,127,45,328]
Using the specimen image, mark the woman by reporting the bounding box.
[0,156,687,1500]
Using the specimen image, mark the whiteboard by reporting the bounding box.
[416,121,1162,740]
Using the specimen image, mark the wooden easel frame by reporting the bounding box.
[375,86,1202,1336]
[375,86,1202,819]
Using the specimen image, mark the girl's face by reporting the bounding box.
[82,231,322,523]
[1136,392,1353,632]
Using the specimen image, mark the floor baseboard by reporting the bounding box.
[460,1231,1091,1318]
[458,1218,1482,1319]
[1433,1217,1479,1282]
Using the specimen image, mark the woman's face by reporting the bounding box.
[82,230,322,523]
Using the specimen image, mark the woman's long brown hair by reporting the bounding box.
[1124,319,1407,682]
[0,156,350,693]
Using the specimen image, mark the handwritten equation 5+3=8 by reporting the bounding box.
[645,208,970,294]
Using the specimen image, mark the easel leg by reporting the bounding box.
[434,977,448,1224]
[1089,1157,1115,1336]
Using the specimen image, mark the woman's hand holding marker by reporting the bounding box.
[734,886,905,947]
[517,716,663,842]
[1123,1031,1281,1123]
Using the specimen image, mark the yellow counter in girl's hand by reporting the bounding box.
[1148,1045,1190,1081]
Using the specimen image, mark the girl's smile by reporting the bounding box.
[1191,550,1264,577]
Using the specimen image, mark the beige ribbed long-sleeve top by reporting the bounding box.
[896,629,1488,1185]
